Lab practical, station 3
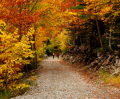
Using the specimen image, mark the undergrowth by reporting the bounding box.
[99,69,120,87]
[0,91,11,99]
[0,71,38,99]
[0,82,30,99]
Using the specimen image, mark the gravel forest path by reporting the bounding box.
[12,57,120,99]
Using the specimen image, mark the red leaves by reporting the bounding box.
[61,0,76,11]
[0,0,39,34]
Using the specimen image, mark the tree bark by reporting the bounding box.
[88,32,91,52]
[109,27,112,50]
[95,16,103,48]
[73,33,75,46]
[80,34,82,45]
[33,34,37,69]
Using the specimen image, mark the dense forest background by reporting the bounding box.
[0,0,120,98]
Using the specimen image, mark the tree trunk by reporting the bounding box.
[73,33,75,46]
[95,16,103,48]
[67,30,72,46]
[88,32,91,52]
[5,70,8,92]
[33,34,37,69]
[80,34,82,45]
[109,27,112,50]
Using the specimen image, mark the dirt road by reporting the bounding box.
[12,57,120,99]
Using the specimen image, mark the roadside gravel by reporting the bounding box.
[11,57,120,99]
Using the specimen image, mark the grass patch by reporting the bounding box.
[99,69,120,87]
[0,90,11,99]
[109,75,120,86]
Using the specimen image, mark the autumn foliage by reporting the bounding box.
[0,20,34,92]
[0,0,120,97]
[0,0,39,92]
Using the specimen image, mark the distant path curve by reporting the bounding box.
[12,57,120,99]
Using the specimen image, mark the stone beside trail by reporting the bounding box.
[12,57,120,99]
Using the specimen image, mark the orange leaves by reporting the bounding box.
[61,0,76,11]
[68,45,74,48]
[84,0,93,3]
[35,27,48,50]
[0,0,39,35]
[16,0,26,6]
[100,4,113,13]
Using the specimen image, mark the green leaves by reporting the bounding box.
[70,4,84,9]
[80,14,91,19]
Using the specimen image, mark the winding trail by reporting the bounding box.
[12,57,120,99]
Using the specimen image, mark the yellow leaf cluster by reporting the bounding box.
[0,20,34,91]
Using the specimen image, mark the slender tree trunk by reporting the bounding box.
[95,16,103,48]
[5,70,8,91]
[33,34,37,69]
[68,39,72,46]
[43,43,44,58]
[73,33,75,46]
[67,30,72,46]
[30,0,39,12]
[80,34,82,45]
[109,27,112,50]
[88,32,91,52]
